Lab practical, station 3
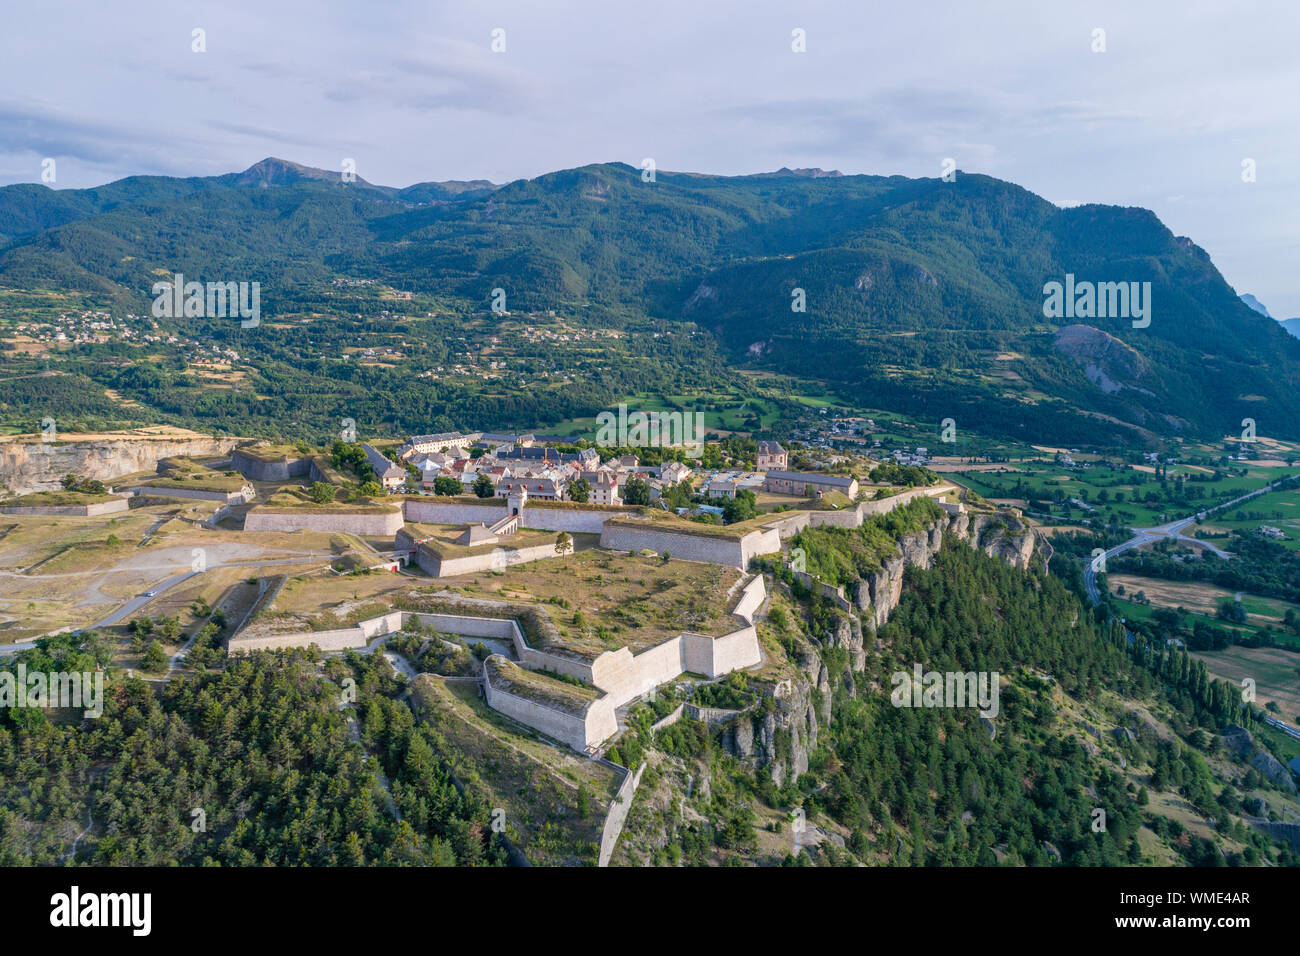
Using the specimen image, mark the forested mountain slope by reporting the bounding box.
[3,159,1296,444]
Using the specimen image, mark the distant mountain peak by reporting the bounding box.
[766,167,843,178]
[1240,292,1272,318]
[234,157,370,188]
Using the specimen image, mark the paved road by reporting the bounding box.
[76,552,354,633]
[1082,475,1297,604]
[1081,474,1300,741]
[86,569,203,629]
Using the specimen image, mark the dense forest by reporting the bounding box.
[815,545,1288,865]
[0,642,507,866]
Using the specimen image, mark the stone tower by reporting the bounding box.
[507,485,528,518]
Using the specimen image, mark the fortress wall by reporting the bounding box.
[403,500,505,525]
[409,613,519,643]
[791,570,853,611]
[679,623,762,677]
[650,704,686,733]
[403,499,628,534]
[518,507,626,533]
[228,610,403,653]
[598,524,749,566]
[243,509,404,535]
[801,509,863,530]
[753,486,957,560]
[765,511,812,538]
[424,540,568,578]
[1,499,130,517]
[410,611,595,682]
[483,666,592,752]
[855,484,953,518]
[231,450,312,482]
[357,611,405,640]
[685,703,749,728]
[128,485,246,504]
[679,632,717,676]
[585,699,620,751]
[307,459,335,484]
[598,760,645,866]
[591,640,687,711]
[739,527,783,567]
[206,503,234,527]
[709,624,763,673]
[518,646,595,683]
[230,626,367,653]
[731,574,767,623]
[588,619,763,711]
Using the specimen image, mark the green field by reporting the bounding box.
[958,460,1300,530]
[1196,486,1300,550]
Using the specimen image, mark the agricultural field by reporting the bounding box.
[1193,645,1300,726]
[957,457,1300,530]
[1192,485,1300,550]
[1109,573,1295,624]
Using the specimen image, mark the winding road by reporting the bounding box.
[1082,475,1297,604]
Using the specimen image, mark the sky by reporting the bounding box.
[2,0,1297,315]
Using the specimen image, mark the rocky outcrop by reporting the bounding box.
[1054,324,1151,395]
[851,508,1044,631]
[726,649,823,787]
[0,435,238,496]
[855,525,945,630]
[965,512,1047,572]
[1219,724,1297,794]
[1251,751,1298,794]
[739,506,1047,785]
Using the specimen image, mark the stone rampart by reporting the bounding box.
[230,448,312,482]
[0,499,130,517]
[243,508,404,535]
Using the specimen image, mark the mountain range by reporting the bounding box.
[1240,292,1300,341]
[2,157,1298,446]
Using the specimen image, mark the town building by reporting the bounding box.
[363,443,407,492]
[591,471,622,506]
[762,470,859,499]
[496,472,569,501]
[756,440,787,471]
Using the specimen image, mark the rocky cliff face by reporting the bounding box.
[728,674,820,789]
[852,508,1045,630]
[0,436,239,495]
[737,507,1047,783]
